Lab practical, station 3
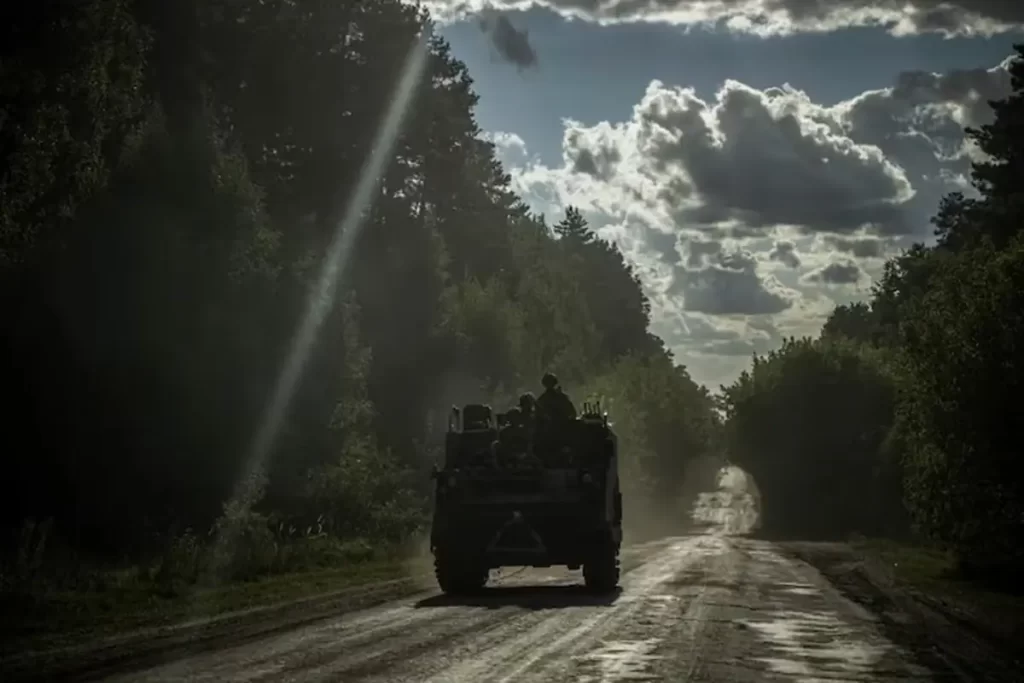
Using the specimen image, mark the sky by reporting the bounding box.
[428,0,1024,390]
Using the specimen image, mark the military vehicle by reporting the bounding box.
[429,400,622,595]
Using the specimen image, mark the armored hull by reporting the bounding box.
[429,402,622,594]
[431,470,621,568]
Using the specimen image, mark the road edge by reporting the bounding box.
[780,541,1023,683]
[1,576,426,683]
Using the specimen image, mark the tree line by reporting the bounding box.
[0,1,719,590]
[721,44,1024,585]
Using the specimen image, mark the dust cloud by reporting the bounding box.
[400,531,440,591]
[689,465,762,535]
[622,454,725,542]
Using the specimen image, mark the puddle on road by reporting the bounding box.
[740,608,891,681]
[621,536,727,594]
[574,638,663,682]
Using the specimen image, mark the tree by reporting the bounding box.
[0,0,724,582]
[898,240,1024,573]
[820,301,878,345]
[721,338,903,539]
[934,44,1024,251]
[0,0,150,266]
[554,206,595,244]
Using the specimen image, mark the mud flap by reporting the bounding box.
[486,510,548,555]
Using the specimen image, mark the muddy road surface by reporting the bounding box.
[90,468,1016,682]
[95,531,994,683]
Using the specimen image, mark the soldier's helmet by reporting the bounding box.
[519,392,536,412]
[504,406,523,426]
[541,372,558,390]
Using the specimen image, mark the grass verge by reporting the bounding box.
[0,558,428,683]
[849,537,1024,654]
[2,559,406,651]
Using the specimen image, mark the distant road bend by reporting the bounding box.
[99,471,1011,682]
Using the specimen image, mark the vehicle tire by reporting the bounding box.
[583,541,620,594]
[434,550,488,594]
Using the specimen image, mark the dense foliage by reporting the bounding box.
[721,44,1024,581]
[0,1,718,589]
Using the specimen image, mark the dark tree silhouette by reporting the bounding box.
[0,0,719,589]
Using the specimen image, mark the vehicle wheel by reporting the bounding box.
[583,542,620,594]
[434,551,488,594]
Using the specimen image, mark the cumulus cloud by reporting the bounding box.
[499,53,1015,387]
[644,79,916,235]
[432,0,1024,37]
[833,56,1014,225]
[478,12,538,70]
[510,54,1013,241]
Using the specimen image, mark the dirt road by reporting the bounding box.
[85,467,1018,682]
[93,531,982,683]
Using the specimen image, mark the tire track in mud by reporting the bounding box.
[105,583,546,683]
[352,535,729,683]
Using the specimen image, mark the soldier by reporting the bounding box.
[496,406,531,465]
[518,392,537,428]
[536,372,577,422]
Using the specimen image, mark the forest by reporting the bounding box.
[0,0,719,597]
[2,0,1021,619]
[720,43,1024,586]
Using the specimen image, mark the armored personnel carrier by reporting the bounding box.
[428,401,622,595]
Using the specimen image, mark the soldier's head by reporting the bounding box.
[519,392,536,413]
[541,372,559,390]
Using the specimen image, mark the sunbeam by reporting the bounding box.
[200,25,432,586]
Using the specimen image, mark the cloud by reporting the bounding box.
[804,259,865,285]
[685,238,723,268]
[637,223,683,264]
[833,56,1014,227]
[498,53,1015,387]
[824,235,884,259]
[625,78,915,236]
[510,54,1013,241]
[769,240,801,268]
[650,310,791,387]
[670,249,794,315]
[433,1,1024,37]
[521,75,931,238]
[481,130,529,161]
[478,12,538,70]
